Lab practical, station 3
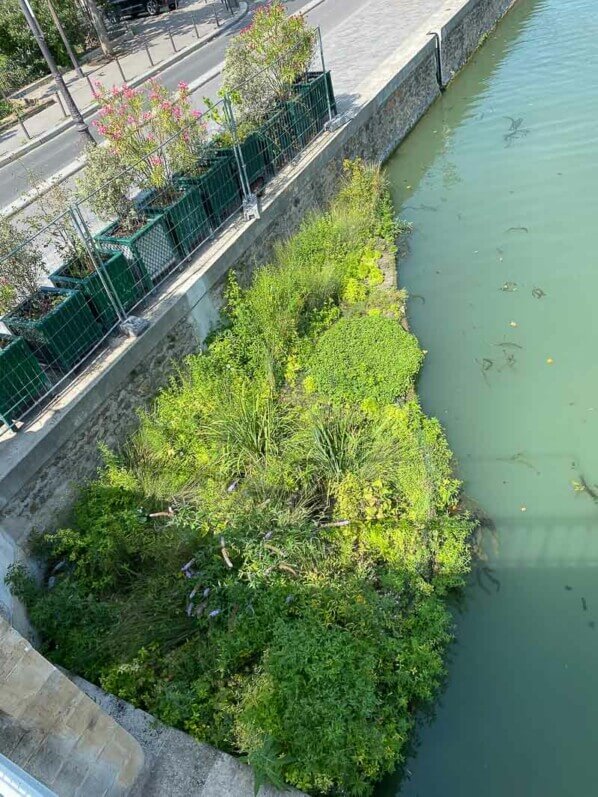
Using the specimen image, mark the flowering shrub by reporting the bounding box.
[222,0,316,124]
[91,80,207,190]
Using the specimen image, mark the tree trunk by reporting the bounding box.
[83,0,114,56]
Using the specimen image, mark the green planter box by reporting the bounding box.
[49,250,145,332]
[94,213,177,288]
[219,132,269,192]
[142,185,211,258]
[0,333,48,429]
[258,104,298,176]
[178,155,242,229]
[293,71,337,137]
[4,288,103,374]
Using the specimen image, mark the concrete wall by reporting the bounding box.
[0,617,144,797]
[0,0,517,793]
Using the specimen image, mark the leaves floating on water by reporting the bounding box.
[582,597,588,612]
[500,281,518,292]
[532,287,546,299]
[506,226,529,233]
[565,585,573,591]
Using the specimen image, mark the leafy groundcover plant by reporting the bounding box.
[8,160,473,797]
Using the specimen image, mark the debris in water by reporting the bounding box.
[476,566,500,594]
[504,116,529,145]
[510,321,518,327]
[500,281,517,292]
[532,287,546,299]
[582,597,588,612]
[565,585,573,591]
[495,341,523,349]
[579,475,598,503]
[497,451,540,474]
[520,506,527,512]
[506,226,529,233]
[475,358,493,385]
[546,357,554,365]
[589,621,596,629]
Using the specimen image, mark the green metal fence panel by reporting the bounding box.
[259,103,298,176]
[178,154,243,228]
[223,131,269,191]
[49,251,144,331]
[4,288,103,373]
[0,334,48,428]
[143,185,212,258]
[94,213,177,287]
[294,71,335,136]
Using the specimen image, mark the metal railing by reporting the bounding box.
[0,33,336,435]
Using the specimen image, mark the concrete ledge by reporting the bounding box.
[71,675,304,797]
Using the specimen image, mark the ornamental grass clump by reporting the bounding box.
[8,160,473,797]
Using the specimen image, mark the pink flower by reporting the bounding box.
[177,81,189,91]
[149,155,162,167]
[191,109,202,119]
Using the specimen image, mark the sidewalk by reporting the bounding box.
[0,0,242,159]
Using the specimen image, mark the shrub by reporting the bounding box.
[222,0,316,124]
[308,314,423,405]
[0,216,45,314]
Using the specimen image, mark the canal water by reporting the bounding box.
[382,0,598,794]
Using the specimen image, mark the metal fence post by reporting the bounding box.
[142,33,155,66]
[224,95,259,220]
[115,55,127,83]
[316,27,334,123]
[69,205,128,322]
[167,23,177,53]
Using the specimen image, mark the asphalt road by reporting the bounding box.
[0,0,365,208]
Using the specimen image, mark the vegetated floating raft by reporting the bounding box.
[7,161,474,797]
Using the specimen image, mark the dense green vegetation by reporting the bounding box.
[8,161,472,796]
[0,0,94,87]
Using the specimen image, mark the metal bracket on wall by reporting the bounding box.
[427,31,446,92]
[243,194,260,221]
[324,112,349,133]
[120,316,150,337]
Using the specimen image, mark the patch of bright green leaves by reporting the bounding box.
[7,161,472,797]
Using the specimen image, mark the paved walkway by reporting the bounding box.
[319,0,446,112]
[0,0,240,157]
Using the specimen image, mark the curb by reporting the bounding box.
[0,2,248,171]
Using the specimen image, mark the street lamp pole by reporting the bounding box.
[18,0,95,145]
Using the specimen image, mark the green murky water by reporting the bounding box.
[382,0,598,794]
